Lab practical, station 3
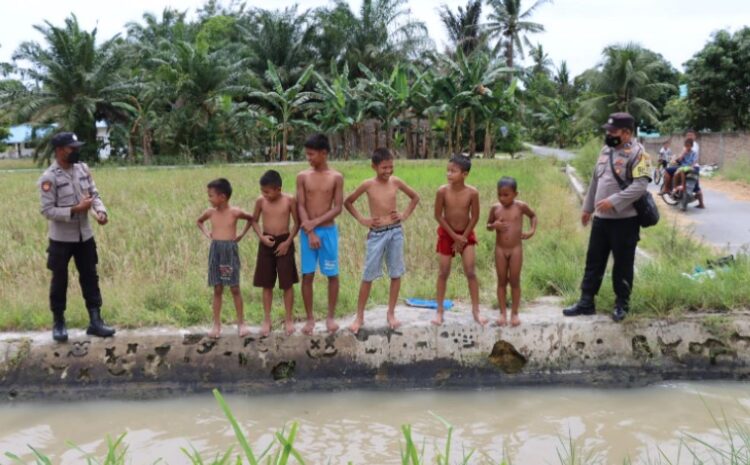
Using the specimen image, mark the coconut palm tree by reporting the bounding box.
[1,15,134,162]
[438,0,486,56]
[485,0,551,68]
[578,43,676,129]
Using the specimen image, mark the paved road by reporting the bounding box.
[528,144,750,254]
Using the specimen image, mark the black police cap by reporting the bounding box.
[51,132,85,148]
[601,112,635,131]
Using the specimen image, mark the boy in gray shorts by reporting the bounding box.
[344,148,420,334]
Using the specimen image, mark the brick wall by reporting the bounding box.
[643,132,750,168]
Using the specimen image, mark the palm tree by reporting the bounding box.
[249,63,320,161]
[486,0,551,68]
[528,43,553,76]
[1,15,134,162]
[438,0,485,56]
[578,43,676,129]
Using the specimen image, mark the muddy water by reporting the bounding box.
[1,383,750,464]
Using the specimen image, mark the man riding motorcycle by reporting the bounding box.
[660,138,705,209]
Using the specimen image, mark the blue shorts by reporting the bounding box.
[300,225,339,276]
[362,224,405,282]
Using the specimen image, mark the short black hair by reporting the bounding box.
[371,147,393,165]
[260,170,282,188]
[449,154,471,173]
[497,176,518,192]
[685,128,696,135]
[207,178,232,199]
[304,133,331,152]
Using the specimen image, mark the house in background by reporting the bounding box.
[1,122,111,160]
[0,124,36,159]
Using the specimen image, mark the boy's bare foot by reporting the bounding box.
[238,324,251,337]
[473,311,488,327]
[431,314,444,326]
[349,317,364,334]
[511,314,521,327]
[285,320,296,336]
[496,315,508,327]
[387,314,402,330]
[326,318,340,333]
[302,319,315,335]
[260,319,271,337]
[207,325,222,339]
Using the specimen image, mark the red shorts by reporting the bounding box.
[436,226,477,256]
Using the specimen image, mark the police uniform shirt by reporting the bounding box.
[583,141,651,220]
[38,161,107,242]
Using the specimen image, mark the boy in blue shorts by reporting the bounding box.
[296,134,344,334]
[344,148,420,334]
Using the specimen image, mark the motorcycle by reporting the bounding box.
[661,168,700,211]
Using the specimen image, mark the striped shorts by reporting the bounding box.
[208,240,240,287]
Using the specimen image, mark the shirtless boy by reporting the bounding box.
[344,148,420,334]
[486,176,537,327]
[252,170,300,337]
[433,155,486,327]
[196,178,254,338]
[296,134,344,334]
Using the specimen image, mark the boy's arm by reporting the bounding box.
[250,198,274,247]
[345,181,376,228]
[305,173,344,230]
[434,188,459,240]
[296,173,313,233]
[196,209,212,240]
[394,178,420,222]
[276,197,300,257]
[462,189,481,239]
[486,204,497,231]
[520,202,538,240]
[235,208,255,242]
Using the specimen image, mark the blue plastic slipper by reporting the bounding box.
[405,298,454,310]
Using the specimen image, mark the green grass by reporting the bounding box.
[0,157,587,330]
[569,137,601,180]
[719,156,750,185]
[0,158,39,171]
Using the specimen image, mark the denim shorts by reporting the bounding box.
[362,224,405,282]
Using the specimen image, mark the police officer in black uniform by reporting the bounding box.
[563,113,652,322]
[38,132,116,342]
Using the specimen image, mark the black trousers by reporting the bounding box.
[47,238,102,316]
[580,217,640,304]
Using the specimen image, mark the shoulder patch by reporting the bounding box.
[41,181,52,192]
[632,152,652,179]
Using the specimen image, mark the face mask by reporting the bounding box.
[605,134,621,148]
[67,150,81,164]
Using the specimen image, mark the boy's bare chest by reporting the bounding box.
[496,205,521,221]
[367,183,398,202]
[262,199,289,218]
[444,191,472,210]
[305,174,336,197]
[212,208,236,226]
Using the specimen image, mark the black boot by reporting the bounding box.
[563,295,596,317]
[612,301,629,322]
[86,308,116,337]
[52,314,68,343]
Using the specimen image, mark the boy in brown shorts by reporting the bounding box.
[252,170,300,336]
[433,155,486,327]
[196,178,254,338]
[486,176,537,327]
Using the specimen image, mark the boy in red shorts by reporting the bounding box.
[432,155,486,327]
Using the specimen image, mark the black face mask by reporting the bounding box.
[67,150,81,164]
[605,134,622,148]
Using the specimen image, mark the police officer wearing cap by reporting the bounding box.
[563,112,652,322]
[38,132,116,342]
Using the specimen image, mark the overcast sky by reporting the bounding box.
[1,0,748,76]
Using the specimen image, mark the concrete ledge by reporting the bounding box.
[2,299,750,400]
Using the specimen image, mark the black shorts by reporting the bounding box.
[253,233,299,290]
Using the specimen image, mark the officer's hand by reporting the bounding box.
[581,211,592,227]
[96,212,108,225]
[595,199,614,213]
[73,196,93,213]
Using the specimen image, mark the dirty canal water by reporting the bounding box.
[2,382,750,464]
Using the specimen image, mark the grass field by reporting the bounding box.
[1,156,748,331]
[719,156,750,185]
